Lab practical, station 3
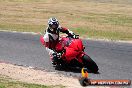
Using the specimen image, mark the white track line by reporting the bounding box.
[0,29,132,44]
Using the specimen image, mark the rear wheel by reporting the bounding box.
[82,55,99,73]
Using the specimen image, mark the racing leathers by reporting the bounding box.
[43,26,76,55]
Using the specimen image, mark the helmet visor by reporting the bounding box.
[51,24,57,29]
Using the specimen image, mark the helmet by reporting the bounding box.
[48,17,59,31]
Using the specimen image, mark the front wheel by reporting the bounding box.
[82,55,99,73]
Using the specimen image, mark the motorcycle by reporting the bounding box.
[40,35,99,73]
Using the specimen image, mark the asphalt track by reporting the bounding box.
[0,31,132,82]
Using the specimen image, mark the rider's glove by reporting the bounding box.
[52,52,61,59]
[68,33,79,39]
[72,34,79,39]
[52,52,61,64]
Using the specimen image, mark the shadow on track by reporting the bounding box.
[55,66,100,74]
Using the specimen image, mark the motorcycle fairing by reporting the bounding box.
[56,37,85,63]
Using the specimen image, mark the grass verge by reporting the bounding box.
[0,75,64,88]
[0,0,132,40]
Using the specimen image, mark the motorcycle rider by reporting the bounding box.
[43,17,78,64]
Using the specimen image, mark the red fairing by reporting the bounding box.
[64,47,79,63]
[55,40,64,52]
[55,37,85,63]
[40,36,45,45]
[69,39,83,51]
[65,39,84,63]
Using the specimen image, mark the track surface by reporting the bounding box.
[0,31,132,81]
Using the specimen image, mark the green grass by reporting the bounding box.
[0,23,44,33]
[81,13,132,27]
[72,27,132,40]
[0,75,64,88]
[73,13,132,40]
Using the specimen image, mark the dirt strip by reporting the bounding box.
[0,62,112,88]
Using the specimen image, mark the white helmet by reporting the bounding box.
[48,17,59,31]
